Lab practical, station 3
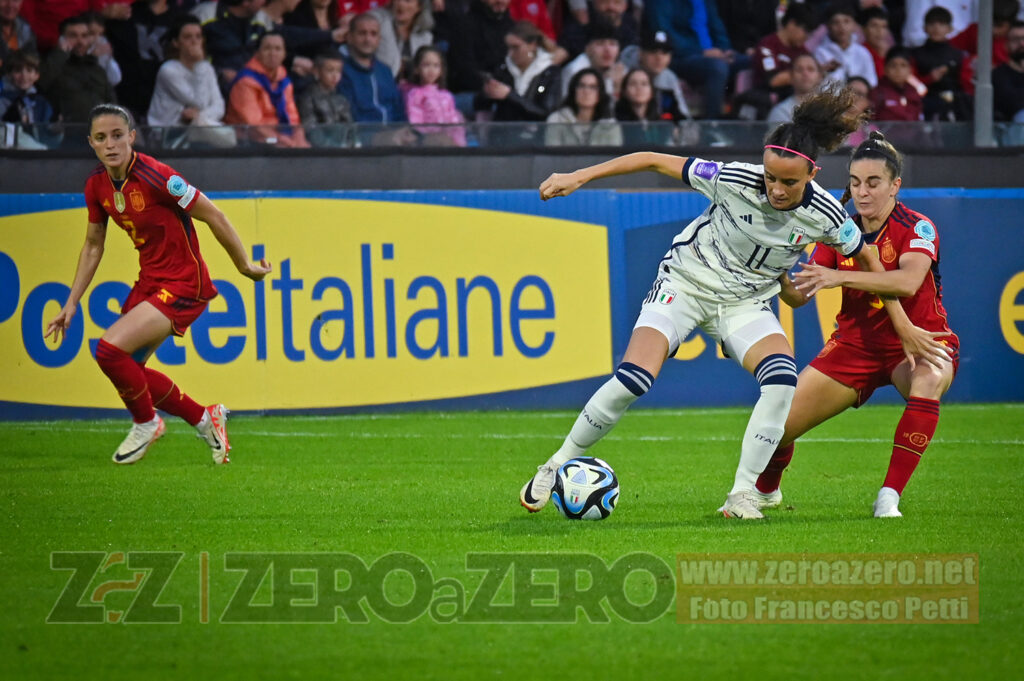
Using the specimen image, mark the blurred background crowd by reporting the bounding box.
[1,0,1023,149]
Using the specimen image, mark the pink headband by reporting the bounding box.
[764,144,820,170]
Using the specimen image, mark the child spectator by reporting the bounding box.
[903,0,977,48]
[561,16,624,99]
[148,15,235,147]
[843,74,879,147]
[752,3,813,99]
[0,49,58,148]
[815,1,878,87]
[860,6,892,82]
[913,5,969,120]
[297,49,353,146]
[871,46,924,120]
[85,12,123,89]
[225,30,310,146]
[767,53,824,124]
[404,45,465,145]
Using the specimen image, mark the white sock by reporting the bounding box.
[730,382,796,494]
[547,373,643,467]
[196,411,210,430]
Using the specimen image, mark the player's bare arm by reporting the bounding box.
[539,152,688,200]
[777,271,810,308]
[45,221,108,344]
[794,251,931,297]
[190,194,272,281]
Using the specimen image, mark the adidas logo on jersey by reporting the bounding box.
[740,214,753,224]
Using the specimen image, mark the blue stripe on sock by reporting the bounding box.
[755,353,797,387]
[615,361,654,397]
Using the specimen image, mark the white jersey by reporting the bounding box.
[663,158,865,303]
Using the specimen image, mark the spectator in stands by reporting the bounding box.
[560,0,638,61]
[370,0,434,79]
[444,0,514,104]
[297,49,354,146]
[767,52,824,124]
[405,45,465,145]
[475,20,561,126]
[951,0,1020,96]
[0,49,58,148]
[815,1,878,87]
[752,2,813,104]
[261,0,342,70]
[18,0,131,52]
[913,5,969,120]
[545,66,622,145]
[339,12,407,122]
[86,12,123,89]
[561,16,624,99]
[844,74,878,147]
[39,14,115,125]
[225,30,310,146]
[147,15,235,147]
[871,46,923,120]
[993,21,1024,122]
[105,0,185,118]
[622,28,692,121]
[203,0,268,89]
[717,0,779,55]
[644,0,751,119]
[860,5,892,80]
[509,0,559,46]
[614,66,672,145]
[285,0,342,33]
[0,0,37,70]
[903,0,976,48]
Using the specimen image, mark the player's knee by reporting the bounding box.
[755,354,797,410]
[614,362,655,398]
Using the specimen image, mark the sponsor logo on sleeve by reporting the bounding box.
[914,220,936,241]
[909,238,936,255]
[693,161,720,180]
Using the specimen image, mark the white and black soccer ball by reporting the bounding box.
[551,457,619,520]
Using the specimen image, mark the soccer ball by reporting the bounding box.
[551,457,619,520]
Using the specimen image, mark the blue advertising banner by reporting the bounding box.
[0,188,1020,418]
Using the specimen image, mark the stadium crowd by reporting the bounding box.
[1,0,1023,148]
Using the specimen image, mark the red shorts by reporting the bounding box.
[809,336,960,407]
[122,281,210,336]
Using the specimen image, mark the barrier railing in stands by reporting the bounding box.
[3,120,1023,152]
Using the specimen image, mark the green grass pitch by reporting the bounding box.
[2,403,1022,681]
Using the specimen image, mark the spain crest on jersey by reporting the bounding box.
[130,189,146,212]
[880,239,897,263]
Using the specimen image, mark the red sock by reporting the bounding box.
[95,339,155,423]
[756,443,794,493]
[144,367,205,426]
[884,397,940,495]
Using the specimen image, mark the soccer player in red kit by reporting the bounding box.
[755,131,958,518]
[45,104,272,465]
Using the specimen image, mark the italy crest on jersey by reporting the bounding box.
[658,289,676,305]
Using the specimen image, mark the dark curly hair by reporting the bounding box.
[764,82,867,170]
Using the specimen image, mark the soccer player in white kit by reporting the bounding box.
[520,86,949,519]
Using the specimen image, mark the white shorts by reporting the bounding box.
[634,275,785,365]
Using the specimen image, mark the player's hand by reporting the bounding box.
[240,258,272,281]
[896,324,954,371]
[539,171,584,201]
[792,263,840,296]
[44,304,76,345]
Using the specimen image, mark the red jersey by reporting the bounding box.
[809,201,957,352]
[752,33,809,91]
[85,152,217,302]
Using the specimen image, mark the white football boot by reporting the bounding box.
[751,487,784,510]
[112,415,165,464]
[196,404,231,464]
[873,487,902,518]
[520,462,558,512]
[719,490,765,519]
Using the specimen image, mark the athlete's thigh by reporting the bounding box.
[890,358,955,401]
[712,300,790,372]
[103,301,174,355]
[621,327,671,378]
[780,366,858,447]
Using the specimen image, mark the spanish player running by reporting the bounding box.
[755,132,957,518]
[520,86,950,520]
[45,104,272,465]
